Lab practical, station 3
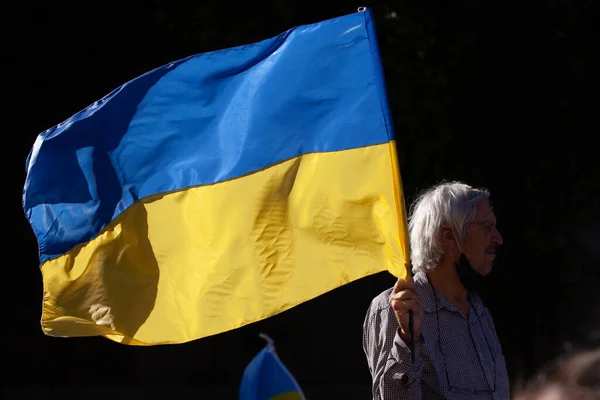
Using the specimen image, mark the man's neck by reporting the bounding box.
[426,260,469,307]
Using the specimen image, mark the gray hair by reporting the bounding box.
[408,181,490,274]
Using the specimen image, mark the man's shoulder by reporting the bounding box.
[367,287,393,314]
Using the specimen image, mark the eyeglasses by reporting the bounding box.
[428,277,497,395]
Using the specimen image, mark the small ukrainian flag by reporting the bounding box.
[239,335,306,400]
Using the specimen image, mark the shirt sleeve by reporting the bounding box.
[363,307,425,400]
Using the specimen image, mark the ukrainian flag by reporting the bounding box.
[239,335,305,400]
[23,8,409,345]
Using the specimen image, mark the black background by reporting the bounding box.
[4,1,600,399]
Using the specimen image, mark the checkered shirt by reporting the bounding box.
[363,271,510,399]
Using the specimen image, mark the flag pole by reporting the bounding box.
[360,4,415,362]
[408,260,415,363]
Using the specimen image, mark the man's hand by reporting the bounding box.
[389,278,424,343]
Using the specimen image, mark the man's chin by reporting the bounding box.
[480,263,495,276]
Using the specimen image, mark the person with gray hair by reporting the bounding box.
[363,181,510,399]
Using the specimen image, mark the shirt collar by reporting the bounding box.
[414,271,445,313]
[414,271,486,317]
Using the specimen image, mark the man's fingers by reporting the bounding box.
[392,278,403,293]
[390,279,423,321]
[390,289,417,302]
[390,298,419,314]
[392,278,417,293]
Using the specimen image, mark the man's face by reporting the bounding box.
[462,200,503,276]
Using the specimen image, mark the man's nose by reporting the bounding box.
[492,227,503,246]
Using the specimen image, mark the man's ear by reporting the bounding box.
[440,225,456,249]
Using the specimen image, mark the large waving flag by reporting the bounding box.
[23,8,410,345]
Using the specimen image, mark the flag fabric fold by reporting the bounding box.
[23,8,410,345]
